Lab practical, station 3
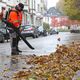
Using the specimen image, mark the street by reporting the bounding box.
[0,32,80,80]
[0,0,80,79]
[0,32,80,56]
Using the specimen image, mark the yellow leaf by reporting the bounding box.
[48,75,53,80]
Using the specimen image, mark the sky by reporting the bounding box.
[47,0,59,9]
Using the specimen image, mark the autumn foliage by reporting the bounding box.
[12,42,80,80]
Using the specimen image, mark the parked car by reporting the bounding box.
[70,25,80,33]
[21,25,39,38]
[0,27,10,41]
[0,31,5,43]
[42,30,48,36]
[50,29,59,35]
[38,26,47,36]
[38,26,44,35]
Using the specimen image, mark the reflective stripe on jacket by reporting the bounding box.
[8,10,22,28]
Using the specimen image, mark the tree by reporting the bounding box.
[43,22,50,32]
[57,0,80,20]
[75,0,80,9]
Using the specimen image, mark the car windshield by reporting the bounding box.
[24,25,31,29]
[0,27,9,33]
[0,28,6,33]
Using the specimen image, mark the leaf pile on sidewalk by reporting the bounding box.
[12,42,80,80]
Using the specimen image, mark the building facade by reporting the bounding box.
[35,0,47,27]
[0,0,29,26]
[0,0,47,27]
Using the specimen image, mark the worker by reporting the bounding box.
[0,7,5,27]
[7,3,24,55]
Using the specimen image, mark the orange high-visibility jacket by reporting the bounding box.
[8,9,22,28]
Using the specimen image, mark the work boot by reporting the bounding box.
[11,52,19,55]
[11,48,19,55]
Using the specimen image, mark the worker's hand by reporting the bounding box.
[20,27,22,32]
[17,26,22,32]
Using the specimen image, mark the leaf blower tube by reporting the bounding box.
[2,18,34,50]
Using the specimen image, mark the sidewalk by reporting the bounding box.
[0,54,34,80]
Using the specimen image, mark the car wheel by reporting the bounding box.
[36,34,39,38]
[32,35,36,38]
[1,36,5,43]
[57,32,59,34]
[50,33,52,35]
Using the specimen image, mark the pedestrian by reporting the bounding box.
[0,7,5,20]
[0,7,5,27]
[7,3,24,55]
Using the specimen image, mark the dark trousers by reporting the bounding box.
[10,30,20,55]
[16,35,20,50]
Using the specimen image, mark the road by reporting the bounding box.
[0,32,80,80]
[0,32,80,56]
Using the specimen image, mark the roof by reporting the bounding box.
[44,7,64,17]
